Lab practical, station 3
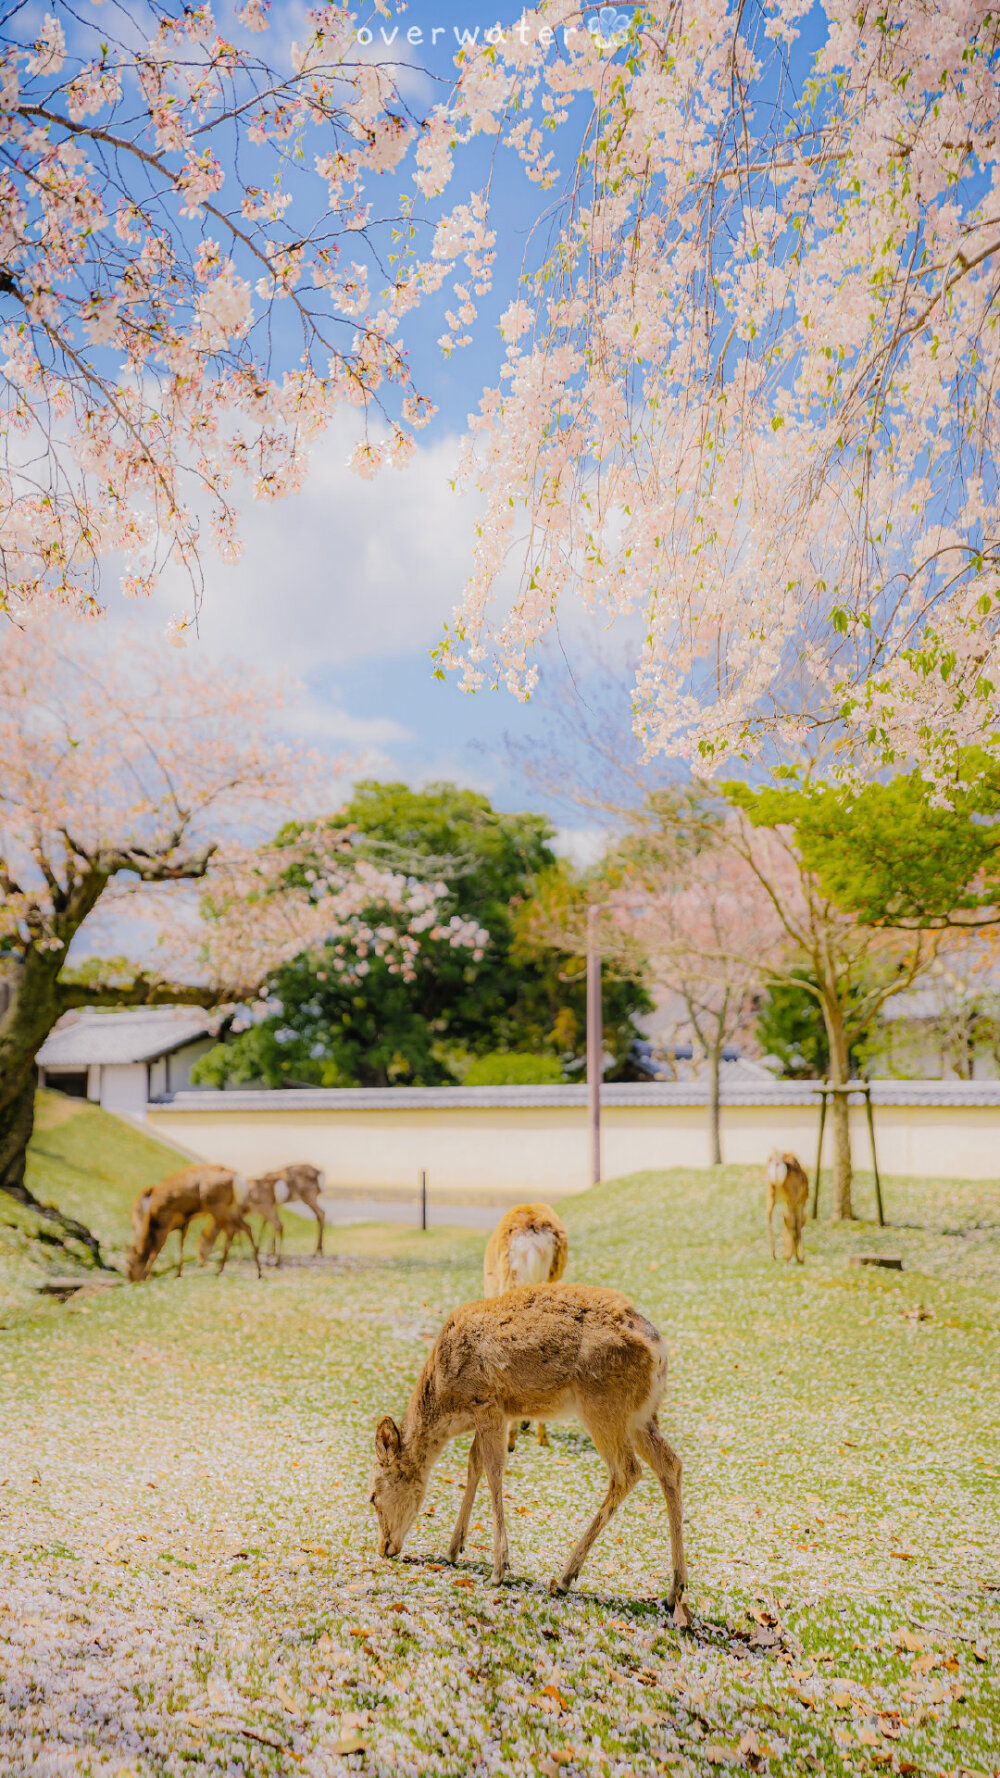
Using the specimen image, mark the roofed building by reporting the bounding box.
[37,1008,217,1118]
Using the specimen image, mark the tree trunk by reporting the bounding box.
[0,954,108,1267]
[820,991,853,1220]
[708,1040,722,1166]
[0,1068,106,1266]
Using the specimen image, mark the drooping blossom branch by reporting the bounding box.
[429,1,1000,783]
[0,1,489,623]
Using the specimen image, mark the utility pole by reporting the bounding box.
[587,904,602,1188]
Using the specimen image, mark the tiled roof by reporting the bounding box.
[153,1078,1000,1111]
[38,1008,214,1068]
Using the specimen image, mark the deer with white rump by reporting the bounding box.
[369,1282,688,1616]
[765,1149,809,1264]
[200,1163,326,1266]
[483,1202,568,1449]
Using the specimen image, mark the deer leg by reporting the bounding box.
[475,1416,510,1584]
[267,1208,281,1268]
[175,1220,187,1278]
[216,1228,235,1275]
[238,1212,262,1279]
[448,1434,484,1563]
[766,1182,776,1259]
[634,1416,687,1610]
[506,1420,518,1454]
[536,1422,550,1447]
[782,1209,795,1262]
[198,1221,218,1267]
[314,1201,325,1256]
[554,1423,640,1594]
[143,1226,168,1281]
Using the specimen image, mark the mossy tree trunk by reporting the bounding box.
[0,943,110,1264]
[1,865,217,1266]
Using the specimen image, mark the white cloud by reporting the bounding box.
[281,688,410,750]
[139,418,479,682]
[551,825,608,870]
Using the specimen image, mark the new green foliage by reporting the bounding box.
[195,782,647,1089]
[726,758,1000,929]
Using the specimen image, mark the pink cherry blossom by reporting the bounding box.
[432,1,1000,786]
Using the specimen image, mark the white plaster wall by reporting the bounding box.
[145,1097,1000,1198]
[100,1063,149,1118]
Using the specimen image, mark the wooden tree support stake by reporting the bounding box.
[812,1080,884,1225]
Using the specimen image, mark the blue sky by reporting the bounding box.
[101,0,827,849]
[94,0,624,848]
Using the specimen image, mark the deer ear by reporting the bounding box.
[375,1416,400,1463]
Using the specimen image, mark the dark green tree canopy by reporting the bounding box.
[195,781,647,1089]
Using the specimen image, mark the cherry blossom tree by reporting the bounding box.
[527,769,938,1214]
[605,833,782,1165]
[0,1,479,625]
[432,1,1000,786]
[721,800,936,1219]
[0,620,479,1259]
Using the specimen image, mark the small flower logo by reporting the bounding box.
[589,5,634,47]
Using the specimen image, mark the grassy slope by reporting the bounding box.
[2,1091,325,1327]
[1,1093,192,1326]
[0,1115,997,1776]
[26,1089,192,1256]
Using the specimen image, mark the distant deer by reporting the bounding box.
[765,1149,809,1264]
[369,1282,687,1615]
[484,1203,568,1449]
[127,1166,261,1282]
[199,1163,326,1266]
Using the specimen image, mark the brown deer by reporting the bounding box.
[484,1203,568,1449]
[369,1282,687,1614]
[765,1149,809,1263]
[127,1166,261,1282]
[199,1163,326,1266]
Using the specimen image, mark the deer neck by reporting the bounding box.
[400,1367,450,1483]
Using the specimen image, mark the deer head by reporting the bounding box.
[369,1416,425,1558]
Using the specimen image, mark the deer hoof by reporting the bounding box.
[548,1577,570,1597]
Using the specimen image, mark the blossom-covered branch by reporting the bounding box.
[0,619,486,1212]
[432,1,1000,781]
[0,1,464,623]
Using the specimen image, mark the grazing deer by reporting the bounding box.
[369,1282,687,1614]
[484,1203,568,1449]
[255,1164,326,1259]
[127,1166,261,1282]
[199,1163,326,1266]
[765,1149,809,1264]
[131,1187,154,1246]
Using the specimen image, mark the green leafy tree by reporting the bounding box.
[767,757,1000,930]
[194,782,647,1088]
[465,1053,565,1086]
[722,780,941,1217]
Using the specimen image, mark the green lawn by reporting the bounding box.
[0,1101,997,1776]
[1,1091,324,1325]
